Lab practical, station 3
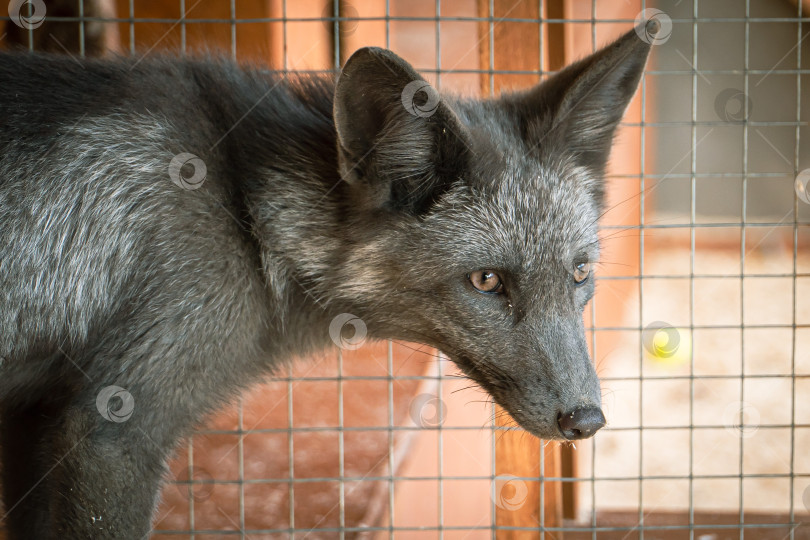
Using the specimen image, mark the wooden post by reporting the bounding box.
[478,2,565,537]
[477,0,542,95]
[495,407,564,538]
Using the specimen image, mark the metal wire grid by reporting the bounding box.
[2,0,809,538]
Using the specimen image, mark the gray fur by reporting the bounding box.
[0,27,650,538]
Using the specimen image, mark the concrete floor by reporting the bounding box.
[582,241,810,520]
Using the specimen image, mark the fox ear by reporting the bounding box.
[516,27,652,176]
[334,47,471,214]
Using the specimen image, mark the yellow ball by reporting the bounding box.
[643,325,691,367]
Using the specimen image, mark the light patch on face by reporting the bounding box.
[552,164,602,269]
[454,158,602,277]
[334,239,393,301]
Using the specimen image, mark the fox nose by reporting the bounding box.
[557,407,606,440]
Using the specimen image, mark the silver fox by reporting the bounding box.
[0,25,651,538]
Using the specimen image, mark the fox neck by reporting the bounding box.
[231,76,361,334]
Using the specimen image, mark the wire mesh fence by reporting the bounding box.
[1,0,809,538]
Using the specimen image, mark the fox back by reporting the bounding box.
[0,27,651,538]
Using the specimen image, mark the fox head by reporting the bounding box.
[327,27,651,441]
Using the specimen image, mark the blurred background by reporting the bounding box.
[1,0,809,538]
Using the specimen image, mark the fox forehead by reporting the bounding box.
[452,115,604,252]
[428,161,601,272]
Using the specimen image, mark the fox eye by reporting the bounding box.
[469,270,504,294]
[573,262,591,285]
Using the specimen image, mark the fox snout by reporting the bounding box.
[552,349,606,440]
[495,325,606,441]
[547,350,606,441]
